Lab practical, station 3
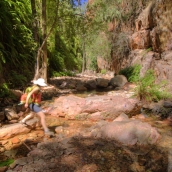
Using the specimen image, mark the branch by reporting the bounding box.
[38,0,60,53]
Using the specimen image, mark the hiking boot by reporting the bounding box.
[44,130,55,136]
[19,120,30,126]
[19,120,26,125]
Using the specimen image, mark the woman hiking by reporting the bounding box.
[19,78,54,136]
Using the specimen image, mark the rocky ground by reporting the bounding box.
[0,75,172,172]
[0,107,172,172]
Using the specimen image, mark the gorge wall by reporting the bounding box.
[92,0,172,91]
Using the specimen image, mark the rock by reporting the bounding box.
[110,75,128,88]
[85,79,97,89]
[11,137,20,144]
[130,30,151,50]
[55,126,63,134]
[4,149,18,159]
[4,107,19,121]
[135,2,155,31]
[0,117,38,140]
[163,101,172,108]
[50,94,140,120]
[0,111,5,122]
[10,157,28,169]
[76,83,87,91]
[113,113,129,122]
[13,104,27,114]
[91,116,160,146]
[88,112,105,121]
[0,166,8,172]
[9,89,22,99]
[96,78,109,88]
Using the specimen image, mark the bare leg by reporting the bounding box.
[37,111,54,135]
[37,111,49,132]
[21,112,34,123]
[21,110,54,135]
[36,115,41,127]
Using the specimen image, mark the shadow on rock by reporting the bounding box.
[8,135,169,172]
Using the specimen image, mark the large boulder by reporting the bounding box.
[96,78,109,88]
[91,114,160,146]
[50,94,140,120]
[4,107,19,121]
[0,117,38,140]
[110,75,128,88]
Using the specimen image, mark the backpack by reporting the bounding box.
[20,85,42,105]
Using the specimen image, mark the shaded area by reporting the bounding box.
[7,134,169,172]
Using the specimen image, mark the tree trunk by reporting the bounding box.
[33,0,59,82]
[31,0,40,80]
[82,40,86,74]
[41,0,47,82]
[33,0,47,82]
[31,0,39,43]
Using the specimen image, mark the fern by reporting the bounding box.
[0,159,14,167]
[134,70,172,102]
[119,64,141,82]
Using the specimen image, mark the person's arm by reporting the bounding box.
[25,86,40,108]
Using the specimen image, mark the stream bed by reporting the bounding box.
[0,91,172,172]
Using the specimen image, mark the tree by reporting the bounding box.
[33,0,48,81]
[33,0,83,80]
[0,0,36,88]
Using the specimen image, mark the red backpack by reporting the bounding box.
[20,86,42,105]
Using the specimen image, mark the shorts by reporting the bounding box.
[29,103,42,113]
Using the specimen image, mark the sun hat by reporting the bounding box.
[33,78,47,87]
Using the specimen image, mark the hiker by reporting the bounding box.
[19,78,54,136]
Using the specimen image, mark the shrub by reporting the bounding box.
[0,159,14,167]
[119,64,141,82]
[112,32,130,60]
[8,71,27,88]
[0,83,10,97]
[120,65,171,102]
[52,70,76,77]
[134,70,172,102]
[101,69,106,74]
[0,83,16,99]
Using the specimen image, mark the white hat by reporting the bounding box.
[33,78,47,87]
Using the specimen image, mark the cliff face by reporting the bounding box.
[94,0,172,90]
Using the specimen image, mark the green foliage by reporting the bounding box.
[101,69,106,74]
[8,71,27,88]
[48,50,66,73]
[47,1,83,77]
[89,56,98,71]
[85,0,134,72]
[0,83,10,97]
[88,0,123,23]
[134,70,172,102]
[120,65,172,102]
[0,0,35,88]
[84,0,149,72]
[142,47,153,57]
[86,32,111,71]
[112,32,130,60]
[0,83,16,99]
[0,159,14,167]
[52,70,75,77]
[119,64,141,83]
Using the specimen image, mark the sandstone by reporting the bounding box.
[91,114,160,146]
[0,166,8,172]
[11,137,20,144]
